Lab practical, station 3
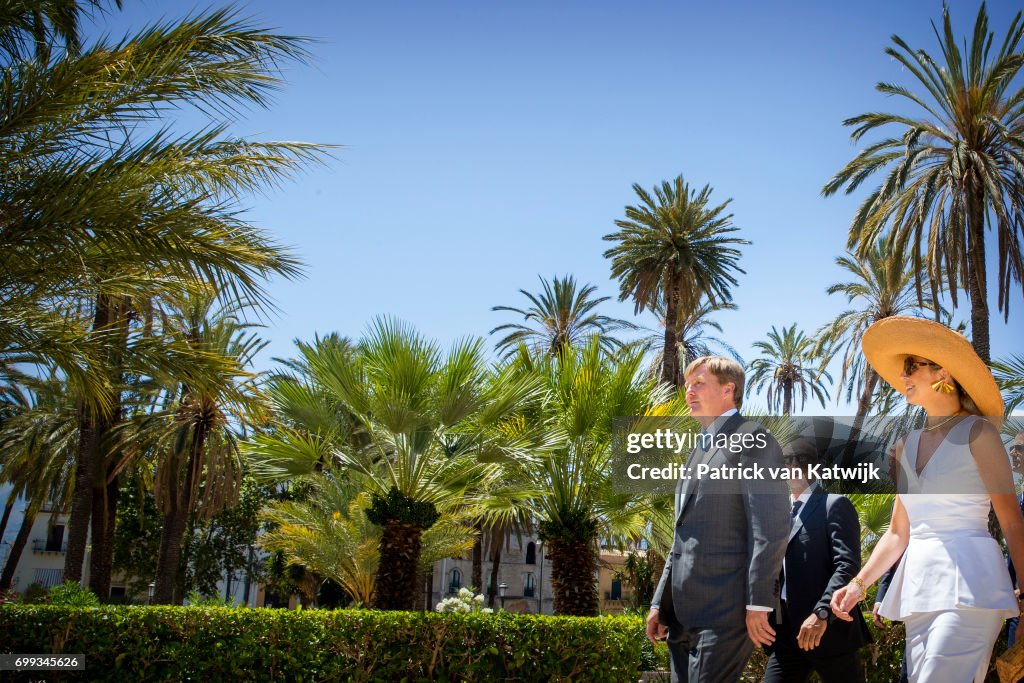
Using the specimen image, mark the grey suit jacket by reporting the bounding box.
[652,413,790,629]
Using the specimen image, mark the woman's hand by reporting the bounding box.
[830,583,862,622]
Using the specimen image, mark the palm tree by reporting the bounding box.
[993,355,1024,414]
[259,479,475,606]
[747,324,832,415]
[0,376,78,592]
[822,4,1024,363]
[639,297,741,386]
[604,176,749,387]
[814,238,942,418]
[146,295,268,605]
[511,339,680,615]
[246,319,544,611]
[490,275,634,359]
[0,7,328,586]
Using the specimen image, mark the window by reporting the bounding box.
[45,524,65,552]
[525,542,536,565]
[610,578,622,601]
[32,568,63,588]
[524,573,535,598]
[449,568,461,594]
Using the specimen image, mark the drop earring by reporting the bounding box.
[931,379,955,395]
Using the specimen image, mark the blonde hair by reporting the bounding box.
[684,356,745,409]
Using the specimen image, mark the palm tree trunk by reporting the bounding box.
[153,427,205,605]
[65,294,119,585]
[783,382,793,416]
[0,498,14,543]
[662,276,681,387]
[855,368,879,419]
[0,500,40,592]
[471,521,483,592]
[373,520,424,611]
[966,190,990,363]
[486,540,502,609]
[64,415,100,585]
[87,470,119,600]
[546,536,598,616]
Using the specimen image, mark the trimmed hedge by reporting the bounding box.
[0,606,643,682]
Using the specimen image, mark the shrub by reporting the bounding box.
[47,582,100,608]
[0,605,643,682]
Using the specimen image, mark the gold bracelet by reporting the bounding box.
[850,576,867,597]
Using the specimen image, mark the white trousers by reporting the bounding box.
[904,608,1004,683]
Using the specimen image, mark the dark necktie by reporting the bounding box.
[792,500,803,518]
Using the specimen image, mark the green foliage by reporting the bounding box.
[366,486,440,528]
[185,592,238,609]
[47,582,100,607]
[537,508,597,546]
[0,606,645,682]
[112,479,161,601]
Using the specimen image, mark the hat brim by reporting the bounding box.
[861,316,1004,417]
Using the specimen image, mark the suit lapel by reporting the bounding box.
[789,486,825,543]
[677,413,743,522]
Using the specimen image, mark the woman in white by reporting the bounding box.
[831,316,1024,683]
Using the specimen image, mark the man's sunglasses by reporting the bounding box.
[1011,445,1024,455]
[903,358,941,376]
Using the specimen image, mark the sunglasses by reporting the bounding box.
[903,358,941,376]
[1011,445,1024,455]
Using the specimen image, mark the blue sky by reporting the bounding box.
[85,1,1022,414]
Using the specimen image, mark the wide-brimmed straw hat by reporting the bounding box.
[861,316,1004,417]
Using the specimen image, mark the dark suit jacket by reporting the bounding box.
[772,486,871,657]
[652,413,790,629]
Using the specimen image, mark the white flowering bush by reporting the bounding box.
[435,587,494,614]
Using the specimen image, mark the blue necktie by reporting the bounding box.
[791,500,803,518]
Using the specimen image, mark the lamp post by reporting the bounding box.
[147,582,155,605]
[537,540,544,615]
[498,582,507,610]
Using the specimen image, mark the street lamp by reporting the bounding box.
[498,582,507,610]
[147,582,155,605]
[536,540,544,615]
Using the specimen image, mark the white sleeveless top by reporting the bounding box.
[878,415,1018,620]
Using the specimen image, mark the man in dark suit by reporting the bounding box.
[763,439,870,683]
[646,356,790,683]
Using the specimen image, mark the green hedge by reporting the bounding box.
[0,606,643,682]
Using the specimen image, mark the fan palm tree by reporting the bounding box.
[748,324,832,416]
[259,480,476,606]
[814,237,942,418]
[603,176,749,387]
[246,319,545,611]
[490,275,634,359]
[639,297,741,386]
[510,339,680,615]
[822,3,1024,363]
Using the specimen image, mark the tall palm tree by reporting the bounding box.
[604,176,749,387]
[0,376,78,592]
[246,319,544,611]
[747,324,832,416]
[639,297,741,386]
[146,295,268,604]
[814,237,941,418]
[490,275,634,359]
[511,339,679,616]
[822,3,1024,363]
[0,7,328,586]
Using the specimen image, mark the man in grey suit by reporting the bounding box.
[647,356,790,682]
